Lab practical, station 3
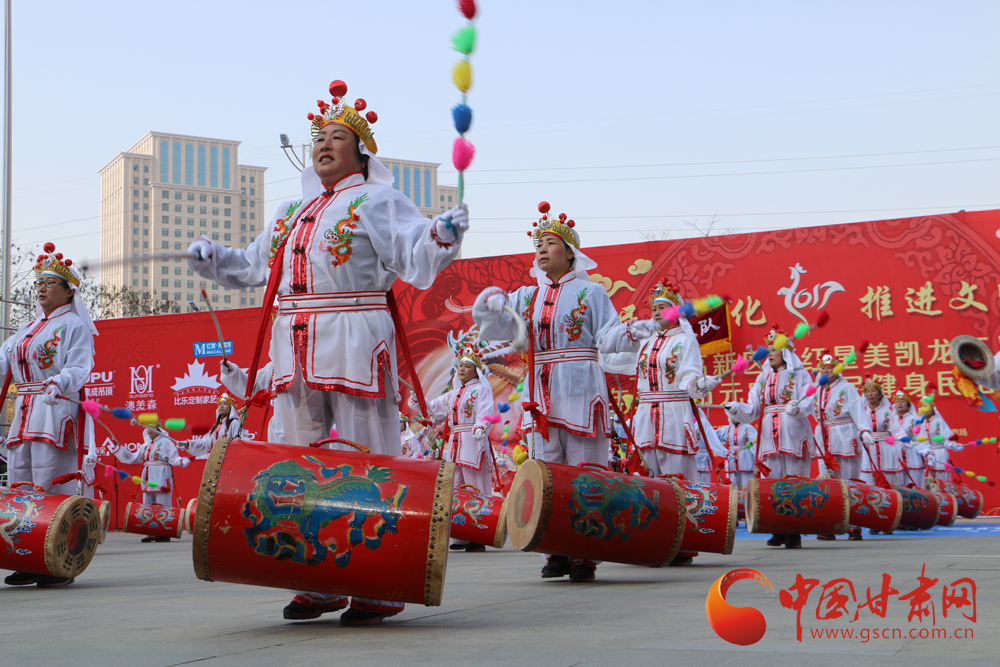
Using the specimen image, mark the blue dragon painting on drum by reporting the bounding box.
[567,473,659,541]
[848,483,893,519]
[242,456,407,567]
[681,482,719,534]
[0,490,44,556]
[770,479,829,518]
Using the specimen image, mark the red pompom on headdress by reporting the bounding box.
[648,278,682,308]
[530,201,580,249]
[33,242,80,287]
[764,323,785,344]
[308,79,379,154]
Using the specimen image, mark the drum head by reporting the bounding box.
[97,500,111,545]
[745,479,760,533]
[505,460,552,552]
[184,498,198,535]
[46,496,102,578]
[493,496,509,549]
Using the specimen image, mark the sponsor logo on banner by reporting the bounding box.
[85,370,115,399]
[128,364,158,410]
[777,263,845,324]
[193,340,233,357]
[171,359,221,407]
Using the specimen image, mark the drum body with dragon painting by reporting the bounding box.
[192,438,455,606]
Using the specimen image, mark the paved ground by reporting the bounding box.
[2,521,997,667]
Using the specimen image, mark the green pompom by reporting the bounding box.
[517,382,524,392]
[931,434,944,443]
[164,418,186,431]
[706,295,723,308]
[451,25,476,55]
[977,475,987,482]
[793,323,810,339]
[845,352,857,365]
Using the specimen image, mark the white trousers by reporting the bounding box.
[143,491,172,506]
[906,468,926,489]
[536,426,610,468]
[7,440,91,497]
[643,450,698,481]
[819,455,861,482]
[277,371,403,613]
[450,465,494,546]
[764,452,811,479]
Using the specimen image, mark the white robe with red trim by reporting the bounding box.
[925,414,956,472]
[602,325,705,454]
[729,356,815,459]
[190,173,460,400]
[806,376,870,459]
[0,304,94,450]
[425,379,496,470]
[473,275,620,438]
[717,423,758,473]
[861,397,903,473]
[889,409,927,470]
[114,430,187,493]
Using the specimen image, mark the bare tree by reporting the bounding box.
[638,214,736,241]
[5,243,177,330]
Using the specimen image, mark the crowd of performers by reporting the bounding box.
[0,78,988,626]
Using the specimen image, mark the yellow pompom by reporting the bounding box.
[512,445,528,466]
[916,435,928,441]
[773,334,789,350]
[508,392,520,401]
[692,298,708,314]
[137,413,158,426]
[452,60,472,93]
[918,406,930,415]
[131,476,142,484]
[832,363,844,376]
[965,470,976,477]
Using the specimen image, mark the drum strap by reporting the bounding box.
[689,398,724,483]
[604,376,648,476]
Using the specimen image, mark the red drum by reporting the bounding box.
[941,482,983,519]
[97,500,111,545]
[506,460,686,567]
[123,503,185,539]
[192,438,454,606]
[932,492,958,527]
[451,485,508,549]
[746,476,849,536]
[846,481,902,533]
[183,499,197,535]
[662,475,737,555]
[895,486,941,530]
[0,486,102,578]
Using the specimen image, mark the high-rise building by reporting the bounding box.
[378,157,458,218]
[99,132,267,314]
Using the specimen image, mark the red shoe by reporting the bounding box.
[282,595,347,620]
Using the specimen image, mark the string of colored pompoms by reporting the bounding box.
[450,0,477,205]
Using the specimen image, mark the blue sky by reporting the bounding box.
[9,0,1000,267]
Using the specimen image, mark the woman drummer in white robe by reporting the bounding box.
[596,279,721,482]
[724,324,815,549]
[419,344,498,552]
[889,389,925,487]
[1,243,99,588]
[113,422,190,542]
[186,80,468,625]
[472,203,622,583]
[182,391,243,456]
[860,375,905,486]
[923,405,957,483]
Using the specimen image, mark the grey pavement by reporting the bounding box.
[2,521,997,667]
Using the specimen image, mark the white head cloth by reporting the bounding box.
[529,246,598,289]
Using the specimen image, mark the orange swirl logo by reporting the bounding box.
[705,568,774,645]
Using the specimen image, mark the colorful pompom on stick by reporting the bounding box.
[817,374,830,386]
[931,434,945,443]
[805,385,817,398]
[498,402,510,413]
[111,407,132,420]
[164,418,186,431]
[752,346,769,363]
[884,436,895,445]
[483,414,502,424]
[773,334,789,350]
[508,392,520,402]
[793,323,810,339]
[844,351,857,366]
[452,103,472,134]
[131,476,142,485]
[977,475,988,482]
[452,137,476,172]
[832,363,845,376]
[117,470,130,482]
[80,400,103,420]
[137,413,158,426]
[732,356,749,375]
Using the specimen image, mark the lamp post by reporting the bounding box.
[279,134,308,172]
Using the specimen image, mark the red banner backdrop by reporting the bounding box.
[87,209,1000,525]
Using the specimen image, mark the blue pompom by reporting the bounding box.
[498,402,510,413]
[117,470,129,481]
[452,104,473,134]
[111,407,132,419]
[679,302,696,317]
[817,374,830,386]
[752,346,769,362]
[976,439,983,445]
[954,467,964,474]
[900,435,911,443]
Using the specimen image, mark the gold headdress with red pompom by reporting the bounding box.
[33,242,79,287]
[861,374,883,393]
[818,348,840,366]
[456,343,485,371]
[892,387,911,404]
[648,278,682,308]
[528,201,580,250]
[764,323,786,345]
[308,80,379,154]
[217,392,238,408]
